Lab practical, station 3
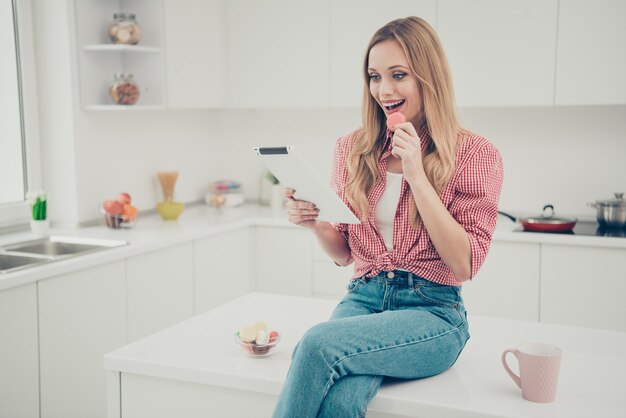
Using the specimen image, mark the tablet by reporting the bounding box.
[254,146,360,224]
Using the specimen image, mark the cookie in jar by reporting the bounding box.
[109,73,140,105]
[109,13,142,45]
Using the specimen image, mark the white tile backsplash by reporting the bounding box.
[64,105,625,225]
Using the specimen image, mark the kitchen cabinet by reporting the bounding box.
[312,261,352,299]
[329,0,437,107]
[255,226,312,296]
[540,244,626,332]
[311,236,351,298]
[38,262,126,418]
[126,243,194,342]
[0,284,39,418]
[555,0,626,105]
[163,0,225,108]
[73,0,165,109]
[438,0,558,107]
[461,241,541,321]
[194,227,254,313]
[225,0,330,108]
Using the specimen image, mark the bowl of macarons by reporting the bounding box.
[234,320,280,357]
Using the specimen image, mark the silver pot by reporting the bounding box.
[588,192,626,228]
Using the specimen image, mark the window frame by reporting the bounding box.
[0,0,42,229]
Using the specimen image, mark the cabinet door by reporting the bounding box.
[461,241,540,321]
[555,0,626,105]
[438,0,558,107]
[164,0,225,108]
[255,226,312,296]
[195,227,253,313]
[0,284,39,418]
[39,262,126,418]
[330,0,437,107]
[312,261,352,299]
[126,244,194,342]
[541,244,626,331]
[311,236,352,299]
[225,0,329,108]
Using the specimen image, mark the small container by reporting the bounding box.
[101,209,136,229]
[109,73,140,105]
[234,330,281,357]
[109,13,142,45]
[30,219,50,237]
[206,180,244,207]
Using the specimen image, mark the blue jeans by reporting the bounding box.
[272,270,470,418]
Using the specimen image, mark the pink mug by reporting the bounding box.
[501,343,562,403]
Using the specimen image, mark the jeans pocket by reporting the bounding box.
[346,277,365,293]
[414,284,460,308]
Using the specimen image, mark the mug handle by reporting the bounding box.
[501,348,521,388]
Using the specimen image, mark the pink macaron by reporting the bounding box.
[386,112,406,131]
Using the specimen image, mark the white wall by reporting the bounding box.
[459,105,626,219]
[210,105,626,221]
[73,111,219,223]
[49,104,626,226]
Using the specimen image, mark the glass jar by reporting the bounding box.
[109,13,142,45]
[109,73,140,105]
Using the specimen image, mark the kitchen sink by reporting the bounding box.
[0,253,49,274]
[0,236,128,274]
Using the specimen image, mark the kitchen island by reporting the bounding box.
[104,292,626,418]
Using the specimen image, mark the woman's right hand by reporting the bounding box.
[284,188,320,230]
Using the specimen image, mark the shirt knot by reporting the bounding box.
[371,252,396,275]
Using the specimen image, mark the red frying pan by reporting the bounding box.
[498,205,577,233]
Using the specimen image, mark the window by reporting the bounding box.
[0,0,40,227]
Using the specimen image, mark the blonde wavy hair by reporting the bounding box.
[346,16,463,227]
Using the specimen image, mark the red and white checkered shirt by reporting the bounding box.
[331,125,504,286]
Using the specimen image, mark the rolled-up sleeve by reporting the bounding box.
[448,143,504,279]
[329,136,351,242]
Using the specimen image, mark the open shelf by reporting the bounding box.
[74,0,165,110]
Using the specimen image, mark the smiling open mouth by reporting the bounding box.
[384,99,405,111]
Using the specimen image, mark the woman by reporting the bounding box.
[273,16,503,418]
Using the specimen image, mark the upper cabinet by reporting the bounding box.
[438,0,558,107]
[329,0,437,108]
[163,0,225,108]
[73,0,166,110]
[72,0,625,110]
[555,0,626,105]
[224,0,330,108]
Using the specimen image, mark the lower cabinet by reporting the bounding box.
[460,241,541,321]
[126,243,194,342]
[0,283,39,418]
[255,226,312,296]
[14,223,626,418]
[194,227,253,313]
[311,236,351,299]
[38,262,126,418]
[540,244,626,332]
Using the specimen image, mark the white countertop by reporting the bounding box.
[104,292,626,418]
[1,203,625,291]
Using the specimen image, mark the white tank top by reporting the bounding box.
[375,172,403,251]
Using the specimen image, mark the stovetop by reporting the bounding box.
[514,221,626,238]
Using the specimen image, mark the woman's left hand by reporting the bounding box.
[390,122,426,184]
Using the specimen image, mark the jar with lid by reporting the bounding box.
[109,73,140,105]
[109,13,142,45]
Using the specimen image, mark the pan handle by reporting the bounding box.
[542,204,555,218]
[498,211,517,223]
